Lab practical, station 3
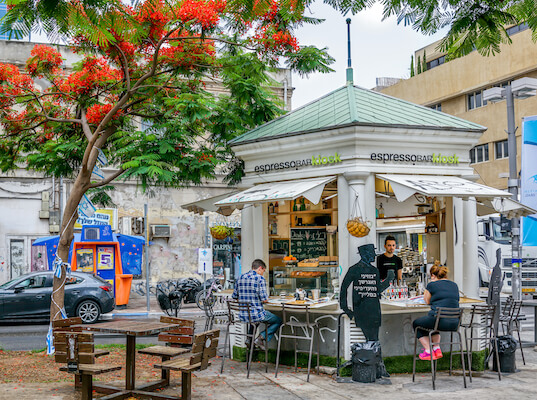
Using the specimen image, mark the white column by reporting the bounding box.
[339,172,375,282]
[447,197,464,289]
[240,206,255,270]
[462,198,479,298]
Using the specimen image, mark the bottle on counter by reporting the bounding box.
[274,202,279,213]
[378,203,385,218]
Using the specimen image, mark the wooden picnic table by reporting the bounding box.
[79,319,183,394]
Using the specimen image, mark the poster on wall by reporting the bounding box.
[198,248,213,275]
[521,116,537,246]
[97,247,115,270]
[76,248,94,273]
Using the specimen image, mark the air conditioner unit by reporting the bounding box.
[151,224,171,238]
[85,227,100,240]
[131,217,145,235]
[119,217,131,235]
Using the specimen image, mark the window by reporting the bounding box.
[468,90,488,110]
[429,103,442,112]
[470,144,489,164]
[0,1,8,40]
[495,140,509,159]
[426,55,445,70]
[506,23,529,36]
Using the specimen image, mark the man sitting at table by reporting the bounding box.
[232,259,282,350]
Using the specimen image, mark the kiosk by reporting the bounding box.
[186,83,536,360]
[33,225,145,306]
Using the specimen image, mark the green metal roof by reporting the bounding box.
[229,84,485,145]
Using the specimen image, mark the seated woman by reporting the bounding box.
[412,265,459,360]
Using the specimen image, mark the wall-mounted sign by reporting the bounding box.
[370,152,459,165]
[198,248,213,274]
[254,152,342,173]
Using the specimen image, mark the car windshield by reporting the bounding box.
[0,277,19,289]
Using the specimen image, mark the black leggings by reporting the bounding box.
[413,315,459,339]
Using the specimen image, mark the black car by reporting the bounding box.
[0,271,115,323]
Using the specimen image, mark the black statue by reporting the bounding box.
[340,243,394,341]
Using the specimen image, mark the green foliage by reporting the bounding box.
[422,49,427,71]
[417,55,422,74]
[410,54,415,77]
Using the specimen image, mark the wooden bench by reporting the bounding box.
[138,316,195,385]
[54,331,121,400]
[154,329,220,400]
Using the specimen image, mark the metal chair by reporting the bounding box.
[202,296,228,331]
[220,300,268,378]
[412,307,467,390]
[500,296,525,365]
[274,303,320,382]
[461,304,501,381]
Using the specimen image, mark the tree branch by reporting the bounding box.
[88,168,126,188]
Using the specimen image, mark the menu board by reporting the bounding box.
[290,228,327,260]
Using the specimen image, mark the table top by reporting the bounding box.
[79,319,180,336]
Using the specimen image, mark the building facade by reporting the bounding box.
[380,24,537,190]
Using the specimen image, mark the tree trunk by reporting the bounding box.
[49,172,92,322]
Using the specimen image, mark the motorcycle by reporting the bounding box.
[155,277,219,316]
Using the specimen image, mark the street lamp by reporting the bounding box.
[484,77,537,300]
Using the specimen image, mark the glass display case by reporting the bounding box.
[272,265,338,296]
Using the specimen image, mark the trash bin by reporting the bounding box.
[115,274,133,306]
[351,341,382,383]
[492,335,517,373]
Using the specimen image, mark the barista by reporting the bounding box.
[376,235,402,284]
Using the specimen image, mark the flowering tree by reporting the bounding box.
[0,0,334,322]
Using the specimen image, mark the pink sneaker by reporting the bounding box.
[419,350,432,360]
[433,348,443,360]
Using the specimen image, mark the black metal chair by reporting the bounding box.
[500,296,525,365]
[412,307,467,390]
[461,304,501,381]
[220,300,268,378]
[202,295,228,331]
[274,303,320,382]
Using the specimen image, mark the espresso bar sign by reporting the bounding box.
[370,152,459,165]
[254,152,342,173]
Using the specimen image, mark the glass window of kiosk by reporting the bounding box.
[212,228,241,289]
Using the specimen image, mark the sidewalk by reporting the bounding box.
[0,349,535,399]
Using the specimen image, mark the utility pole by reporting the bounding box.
[506,84,522,301]
[144,203,151,312]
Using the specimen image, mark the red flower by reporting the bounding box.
[86,103,123,125]
[25,45,63,77]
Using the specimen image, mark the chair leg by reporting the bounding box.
[80,373,92,400]
[220,323,230,374]
[464,327,472,383]
[162,355,171,385]
[493,336,502,381]
[306,327,314,382]
[458,331,467,388]
[449,332,454,376]
[292,327,297,372]
[516,322,526,365]
[429,332,436,390]
[246,324,256,379]
[264,325,268,373]
[316,327,320,375]
[412,331,417,382]
[275,325,284,378]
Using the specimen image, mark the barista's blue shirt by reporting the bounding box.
[426,279,459,316]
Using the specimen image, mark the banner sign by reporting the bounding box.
[75,208,118,231]
[198,248,213,275]
[521,116,537,246]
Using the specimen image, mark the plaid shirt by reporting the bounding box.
[232,270,268,322]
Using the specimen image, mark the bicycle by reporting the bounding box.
[195,279,222,310]
[133,280,155,296]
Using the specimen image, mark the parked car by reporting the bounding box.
[0,271,115,323]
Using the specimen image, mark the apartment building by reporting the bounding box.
[380,23,537,190]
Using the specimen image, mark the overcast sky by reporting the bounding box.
[291,2,448,109]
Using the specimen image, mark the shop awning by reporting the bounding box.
[214,176,336,207]
[182,191,240,216]
[377,174,511,202]
[476,197,537,219]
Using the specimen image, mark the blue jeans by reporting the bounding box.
[260,310,282,342]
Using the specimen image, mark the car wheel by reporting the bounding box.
[76,300,101,324]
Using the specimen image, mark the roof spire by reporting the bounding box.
[346,18,353,86]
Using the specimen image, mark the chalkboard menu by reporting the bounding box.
[271,239,290,253]
[290,228,327,259]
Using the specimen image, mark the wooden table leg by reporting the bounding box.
[81,373,92,400]
[126,335,136,390]
[181,371,192,400]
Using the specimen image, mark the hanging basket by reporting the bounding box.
[210,226,233,240]
[346,191,372,238]
[346,217,371,238]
